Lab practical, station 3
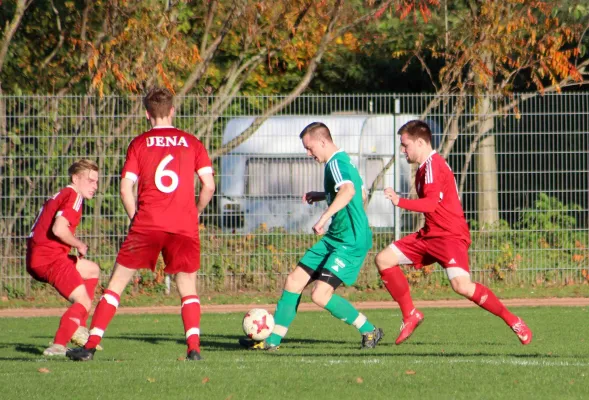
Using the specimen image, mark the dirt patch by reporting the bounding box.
[0,297,587,318]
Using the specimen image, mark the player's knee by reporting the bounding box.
[450,280,471,297]
[310,287,331,308]
[374,251,394,271]
[74,295,92,311]
[89,262,101,279]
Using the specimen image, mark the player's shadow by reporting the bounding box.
[0,342,45,357]
[107,333,185,346]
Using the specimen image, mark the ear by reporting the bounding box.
[71,173,80,185]
[145,110,151,120]
[169,106,175,119]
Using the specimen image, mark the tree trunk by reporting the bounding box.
[476,100,499,227]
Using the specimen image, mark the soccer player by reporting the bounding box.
[66,87,215,361]
[26,159,101,356]
[241,122,383,351]
[375,120,532,345]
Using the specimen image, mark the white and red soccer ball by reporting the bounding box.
[242,308,275,341]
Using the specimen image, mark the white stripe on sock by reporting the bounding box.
[186,327,200,339]
[273,325,288,338]
[182,298,200,307]
[89,328,105,337]
[103,293,119,308]
[352,313,367,329]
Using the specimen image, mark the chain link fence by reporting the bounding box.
[1,93,587,296]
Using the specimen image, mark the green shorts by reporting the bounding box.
[298,237,371,286]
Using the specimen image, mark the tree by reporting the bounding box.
[361,0,588,226]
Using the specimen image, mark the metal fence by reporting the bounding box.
[1,93,588,296]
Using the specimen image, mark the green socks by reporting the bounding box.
[325,294,374,334]
[267,290,301,346]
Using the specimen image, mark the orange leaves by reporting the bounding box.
[395,0,440,23]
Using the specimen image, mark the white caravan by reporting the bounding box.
[218,115,418,233]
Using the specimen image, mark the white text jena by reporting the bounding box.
[146,136,189,148]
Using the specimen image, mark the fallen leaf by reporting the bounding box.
[225,395,234,400]
[570,380,575,384]
[177,356,186,361]
[202,377,210,384]
[38,368,50,374]
[147,377,156,383]
[356,377,363,384]
[405,370,416,375]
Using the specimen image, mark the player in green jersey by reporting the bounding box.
[240,122,383,351]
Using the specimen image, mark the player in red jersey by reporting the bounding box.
[375,120,532,345]
[67,87,215,362]
[26,159,101,356]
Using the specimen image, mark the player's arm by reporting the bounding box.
[303,191,326,204]
[196,173,215,214]
[120,178,136,220]
[313,182,355,234]
[385,183,440,213]
[52,216,88,256]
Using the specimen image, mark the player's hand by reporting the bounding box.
[384,187,400,206]
[312,219,326,235]
[303,191,322,204]
[76,242,88,257]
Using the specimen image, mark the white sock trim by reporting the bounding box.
[186,327,200,338]
[182,298,200,307]
[273,325,288,338]
[89,328,105,337]
[352,313,368,329]
[103,293,120,308]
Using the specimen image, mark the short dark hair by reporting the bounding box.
[397,120,432,143]
[143,87,174,119]
[299,122,332,141]
[68,159,98,182]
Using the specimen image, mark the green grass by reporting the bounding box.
[1,307,588,400]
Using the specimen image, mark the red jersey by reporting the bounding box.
[27,186,84,266]
[121,126,213,237]
[398,151,471,243]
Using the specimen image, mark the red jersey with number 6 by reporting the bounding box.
[121,126,213,237]
[397,151,470,243]
[27,186,84,267]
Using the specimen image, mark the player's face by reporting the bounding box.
[73,169,99,199]
[302,134,325,163]
[400,133,420,164]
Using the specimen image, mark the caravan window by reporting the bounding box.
[246,157,323,196]
[365,157,385,190]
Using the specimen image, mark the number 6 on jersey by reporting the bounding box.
[155,155,179,193]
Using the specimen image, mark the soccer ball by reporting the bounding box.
[242,308,275,341]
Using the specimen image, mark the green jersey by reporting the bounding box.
[324,150,372,249]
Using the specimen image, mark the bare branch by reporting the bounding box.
[211,0,345,159]
[0,0,32,77]
[41,0,65,69]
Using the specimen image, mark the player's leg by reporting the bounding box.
[263,266,312,348]
[69,258,102,347]
[175,271,202,360]
[45,257,92,356]
[311,278,383,349]
[435,238,532,345]
[161,233,203,360]
[375,235,425,344]
[76,257,101,305]
[449,273,532,345]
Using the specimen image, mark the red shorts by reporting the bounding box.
[116,229,200,274]
[26,253,83,299]
[393,232,470,272]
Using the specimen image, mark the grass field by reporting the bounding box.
[0,306,588,400]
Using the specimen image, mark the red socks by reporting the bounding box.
[85,289,120,349]
[181,295,201,353]
[53,302,88,346]
[379,267,415,320]
[470,283,519,326]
